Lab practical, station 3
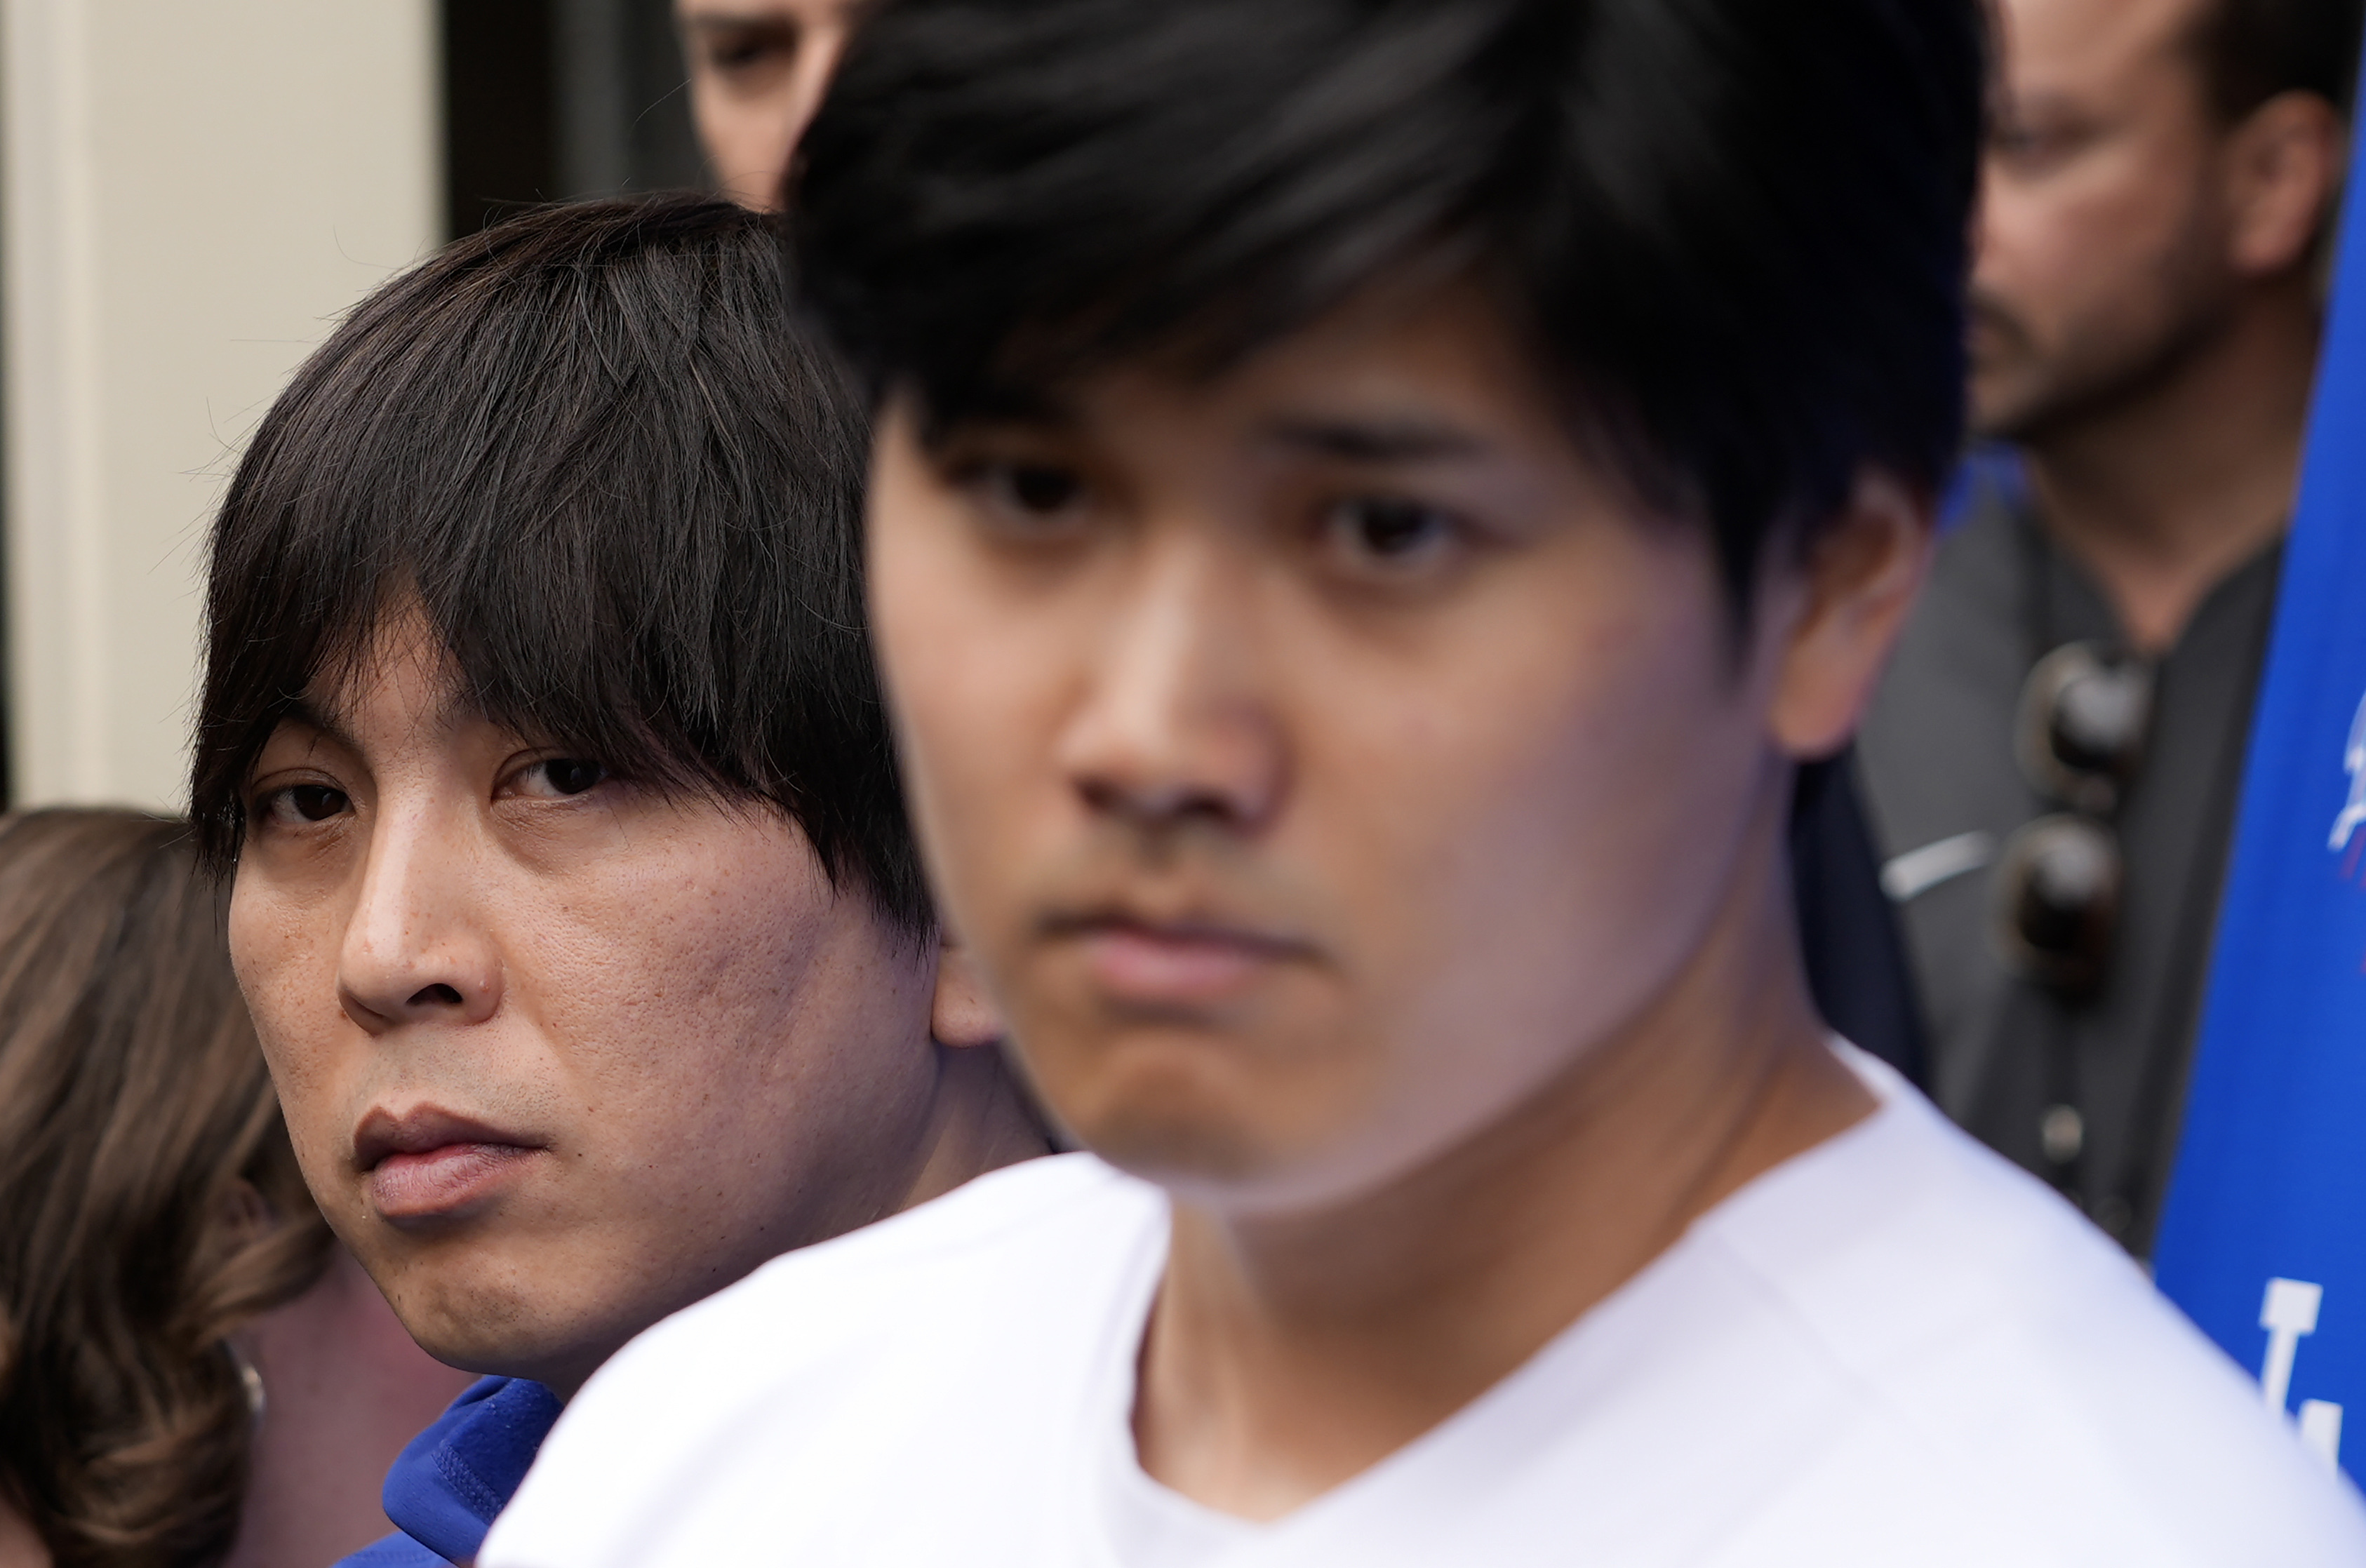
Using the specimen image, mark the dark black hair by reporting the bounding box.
[791,0,1986,610]
[193,194,929,934]
[2192,0,2365,122]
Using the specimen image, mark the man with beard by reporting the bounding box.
[1857,0,2361,1253]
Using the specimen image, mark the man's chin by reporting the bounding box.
[1078,1099,1375,1217]
[1963,302,2052,441]
[1083,1100,1443,1221]
[375,1256,613,1388]
[401,1316,601,1394]
[1074,1097,1269,1191]
[1965,361,2048,444]
[1967,335,2174,448]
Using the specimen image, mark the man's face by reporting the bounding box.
[1971,0,2238,439]
[230,606,942,1393]
[869,287,1808,1217]
[677,0,857,208]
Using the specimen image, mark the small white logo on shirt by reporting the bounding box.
[2261,1277,2344,1468]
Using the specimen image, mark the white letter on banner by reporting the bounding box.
[2261,1278,2322,1412]
[2261,1278,2345,1465]
[2329,692,2366,852]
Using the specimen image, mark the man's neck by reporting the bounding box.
[1131,806,1874,1522]
[899,1036,1057,1212]
[2017,282,2318,653]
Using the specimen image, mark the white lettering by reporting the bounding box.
[2261,1278,2344,1467]
[2329,692,2366,852]
[2261,1277,2322,1412]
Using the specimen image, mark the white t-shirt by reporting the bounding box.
[482,1053,2366,1567]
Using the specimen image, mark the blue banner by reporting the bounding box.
[2151,97,2366,1482]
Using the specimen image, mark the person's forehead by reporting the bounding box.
[1999,0,2209,105]
[290,611,475,754]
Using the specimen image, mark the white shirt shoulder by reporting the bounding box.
[1633,1060,2366,1565]
[481,1152,1165,1568]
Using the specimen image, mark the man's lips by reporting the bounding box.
[353,1106,543,1223]
[368,1144,536,1221]
[1053,915,1315,1007]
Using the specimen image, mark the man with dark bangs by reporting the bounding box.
[488,4,2366,1564]
[192,194,1052,1567]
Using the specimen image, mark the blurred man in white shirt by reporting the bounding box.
[485,1,2366,1562]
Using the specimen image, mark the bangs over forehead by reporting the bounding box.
[792,0,1984,608]
[194,196,928,931]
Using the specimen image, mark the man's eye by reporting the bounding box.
[700,24,797,74]
[991,462,1083,516]
[263,784,350,826]
[1988,120,2082,171]
[519,758,608,798]
[1322,496,1461,568]
[961,457,1091,538]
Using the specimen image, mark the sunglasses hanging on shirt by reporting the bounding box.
[1993,641,2155,1002]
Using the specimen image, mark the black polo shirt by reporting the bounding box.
[1855,479,2281,1252]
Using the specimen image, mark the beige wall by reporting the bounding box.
[3,0,441,811]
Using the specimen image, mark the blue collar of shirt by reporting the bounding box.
[337,1376,563,1567]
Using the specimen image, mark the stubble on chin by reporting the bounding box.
[1964,290,2050,441]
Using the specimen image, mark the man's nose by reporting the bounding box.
[337,804,502,1033]
[1055,536,1286,835]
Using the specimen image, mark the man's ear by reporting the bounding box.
[1766,468,1934,760]
[928,929,1005,1050]
[2224,89,2348,279]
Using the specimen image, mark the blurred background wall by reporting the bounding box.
[0,0,699,812]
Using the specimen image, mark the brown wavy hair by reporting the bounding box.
[0,810,333,1567]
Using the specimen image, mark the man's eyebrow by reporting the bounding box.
[683,12,798,32]
[1257,415,1492,463]
[267,696,362,760]
[922,385,1082,447]
[961,384,1079,427]
[267,682,474,763]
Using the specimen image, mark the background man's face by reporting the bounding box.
[677,0,858,208]
[867,286,1803,1217]
[1972,0,2237,440]
[229,604,945,1393]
